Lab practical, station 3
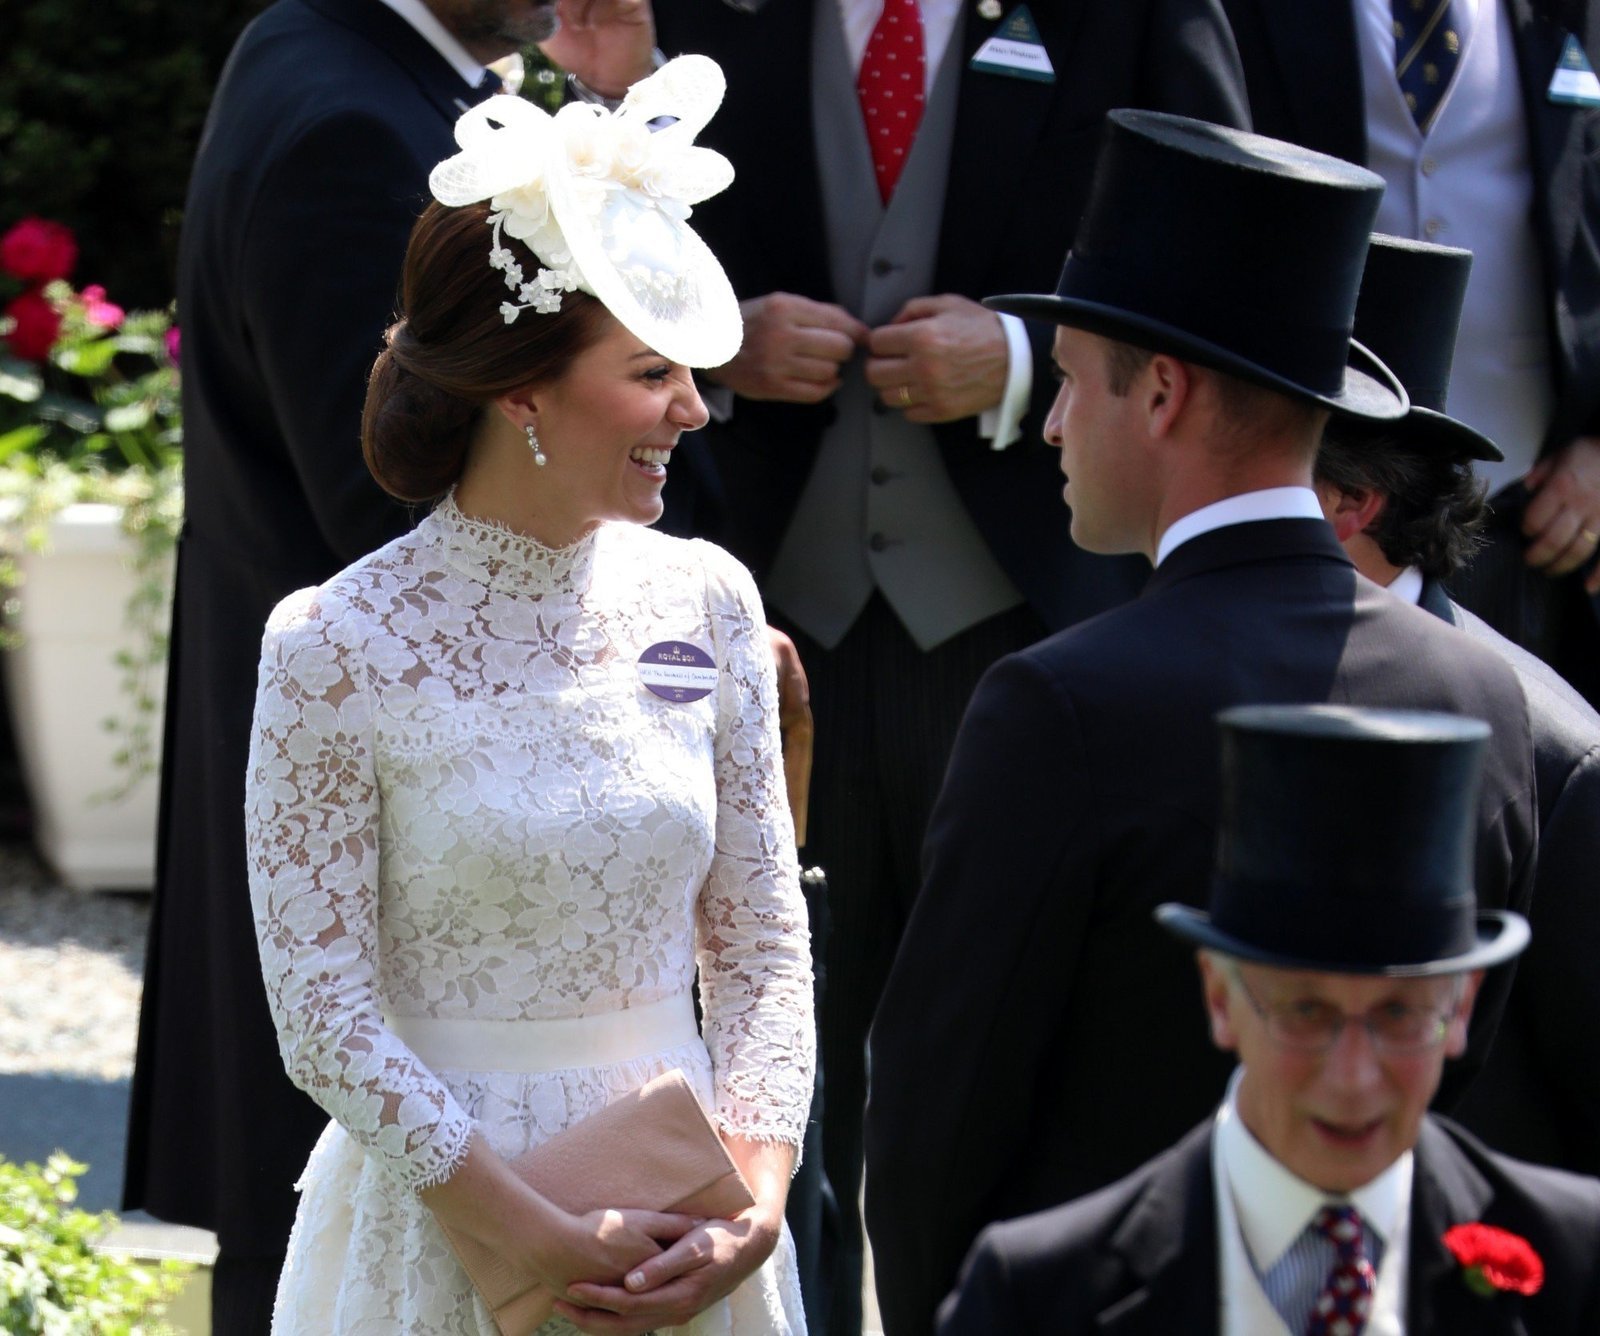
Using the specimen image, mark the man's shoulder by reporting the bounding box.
[940,1124,1215,1329]
[1427,1117,1600,1221]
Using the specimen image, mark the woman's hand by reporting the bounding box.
[419,1134,699,1299]
[553,1135,796,1334]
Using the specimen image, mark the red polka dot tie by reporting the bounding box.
[1306,1205,1376,1336]
[856,0,926,203]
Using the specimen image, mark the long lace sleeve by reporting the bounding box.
[694,544,816,1148]
[245,589,475,1193]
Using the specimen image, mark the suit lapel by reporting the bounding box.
[1097,1126,1221,1334]
[303,0,478,126]
[1408,1120,1526,1335]
[1508,0,1591,297]
[935,2,1077,298]
[1418,577,1462,625]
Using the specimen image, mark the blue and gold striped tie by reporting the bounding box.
[1393,0,1464,132]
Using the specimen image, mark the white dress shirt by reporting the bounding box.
[1214,1070,1411,1336]
[377,0,484,87]
[1156,486,1328,566]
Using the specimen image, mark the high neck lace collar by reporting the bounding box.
[423,492,600,595]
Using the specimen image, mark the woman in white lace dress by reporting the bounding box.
[244,59,814,1334]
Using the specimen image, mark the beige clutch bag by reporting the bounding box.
[439,1068,755,1336]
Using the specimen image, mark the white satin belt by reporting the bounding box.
[385,994,700,1073]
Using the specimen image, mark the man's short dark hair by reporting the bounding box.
[1315,423,1489,581]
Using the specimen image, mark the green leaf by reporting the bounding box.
[55,336,119,378]
[0,424,49,462]
[101,403,150,433]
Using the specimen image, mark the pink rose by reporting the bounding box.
[5,290,63,362]
[0,218,78,284]
[79,284,124,329]
[164,325,181,365]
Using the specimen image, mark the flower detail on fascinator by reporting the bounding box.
[429,55,742,368]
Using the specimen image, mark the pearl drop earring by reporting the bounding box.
[525,423,547,467]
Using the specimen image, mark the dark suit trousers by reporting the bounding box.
[1448,484,1600,706]
[778,593,1045,1335]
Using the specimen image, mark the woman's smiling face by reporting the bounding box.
[528,315,710,534]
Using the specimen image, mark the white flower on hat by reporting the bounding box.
[427,55,742,368]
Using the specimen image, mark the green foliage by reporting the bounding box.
[0,0,270,309]
[0,1153,190,1335]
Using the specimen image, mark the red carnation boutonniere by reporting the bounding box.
[1442,1223,1544,1299]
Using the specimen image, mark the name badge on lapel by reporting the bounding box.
[1548,34,1600,106]
[638,641,718,703]
[970,4,1055,84]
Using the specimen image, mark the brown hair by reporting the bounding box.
[362,201,610,501]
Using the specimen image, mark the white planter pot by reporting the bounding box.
[3,503,171,890]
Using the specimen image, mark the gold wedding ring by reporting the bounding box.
[897,384,912,408]
[1584,529,1599,545]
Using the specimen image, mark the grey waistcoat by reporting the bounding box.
[762,0,1022,652]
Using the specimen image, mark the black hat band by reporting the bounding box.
[1210,871,1480,968]
[1059,251,1353,397]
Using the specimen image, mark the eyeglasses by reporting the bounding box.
[1229,967,1459,1055]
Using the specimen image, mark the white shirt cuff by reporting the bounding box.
[977,313,1032,450]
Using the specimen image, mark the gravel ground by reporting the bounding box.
[0,841,146,1081]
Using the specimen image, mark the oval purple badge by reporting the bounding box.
[638,641,718,702]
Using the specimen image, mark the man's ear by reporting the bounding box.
[1197,951,1241,1054]
[1444,970,1484,1059]
[1144,354,1192,438]
[1315,477,1386,543]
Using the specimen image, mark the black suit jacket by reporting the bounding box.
[865,520,1538,1336]
[654,0,1250,632]
[1415,577,1600,1176]
[125,0,473,1246]
[1221,0,1600,455]
[939,1117,1600,1333]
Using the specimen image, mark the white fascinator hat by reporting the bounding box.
[428,55,742,369]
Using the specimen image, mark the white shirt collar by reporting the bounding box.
[1155,486,1327,566]
[1388,566,1425,606]
[838,0,965,95]
[378,0,485,88]
[1216,1068,1411,1275]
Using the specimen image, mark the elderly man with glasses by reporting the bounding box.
[940,705,1600,1335]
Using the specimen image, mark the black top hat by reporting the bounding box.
[986,111,1408,421]
[1157,705,1529,975]
[1347,235,1502,462]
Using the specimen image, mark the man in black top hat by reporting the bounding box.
[939,705,1600,1335]
[1313,234,1600,1178]
[864,111,1540,1336]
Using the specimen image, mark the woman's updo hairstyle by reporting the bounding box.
[362,200,609,501]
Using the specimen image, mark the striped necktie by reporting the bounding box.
[1392,0,1465,132]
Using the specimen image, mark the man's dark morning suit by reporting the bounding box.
[124,0,483,1319]
[1221,0,1600,699]
[939,1118,1600,1333]
[1417,577,1600,1176]
[652,5,1249,1326]
[867,521,1538,1335]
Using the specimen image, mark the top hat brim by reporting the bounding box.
[1153,901,1530,977]
[984,293,1409,422]
[1405,405,1504,463]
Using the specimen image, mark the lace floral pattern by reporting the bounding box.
[246,498,813,1332]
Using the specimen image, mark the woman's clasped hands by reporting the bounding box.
[554,1199,784,1335]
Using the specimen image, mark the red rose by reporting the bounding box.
[0,217,78,284]
[4,290,63,362]
[1442,1223,1544,1298]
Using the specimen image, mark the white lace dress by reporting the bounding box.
[245,497,815,1334]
